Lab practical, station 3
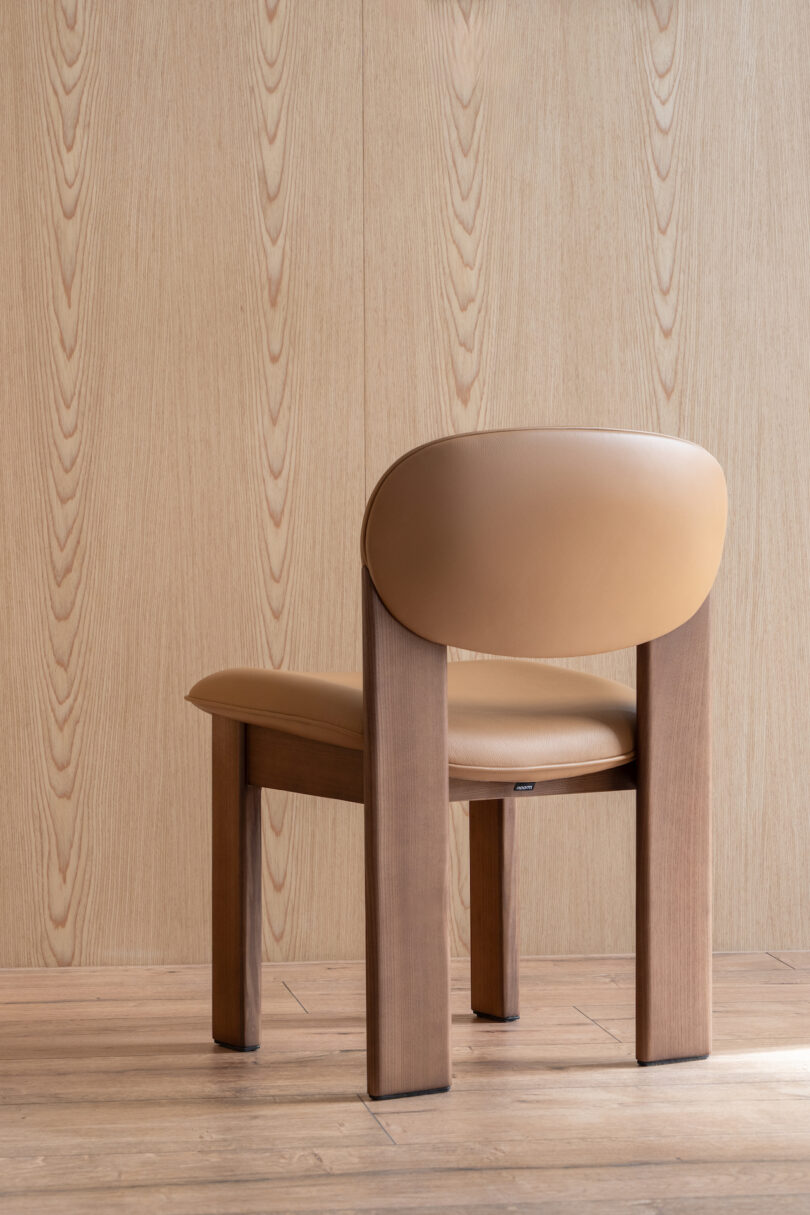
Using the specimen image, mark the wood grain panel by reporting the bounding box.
[363,0,637,956]
[242,0,365,962]
[0,0,364,966]
[635,0,693,426]
[684,0,810,950]
[364,0,810,957]
[0,0,808,966]
[0,2,43,967]
[0,0,106,965]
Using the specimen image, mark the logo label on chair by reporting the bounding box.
[513,782,535,792]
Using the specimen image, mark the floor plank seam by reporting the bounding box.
[282,980,310,1013]
[571,1005,625,1044]
[768,952,796,970]
[358,1095,397,1145]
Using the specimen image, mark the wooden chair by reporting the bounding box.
[187,427,727,1099]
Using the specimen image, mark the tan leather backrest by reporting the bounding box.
[362,428,727,658]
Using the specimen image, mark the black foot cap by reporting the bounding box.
[368,1084,450,1101]
[638,1054,709,1066]
[214,1039,260,1052]
[472,1010,520,1022]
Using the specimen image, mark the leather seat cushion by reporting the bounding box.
[187,660,635,782]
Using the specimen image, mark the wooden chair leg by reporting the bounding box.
[363,570,451,1099]
[470,798,519,1021]
[211,715,263,1051]
[636,598,712,1064]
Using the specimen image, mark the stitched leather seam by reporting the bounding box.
[185,696,363,745]
[449,750,635,774]
[188,693,633,772]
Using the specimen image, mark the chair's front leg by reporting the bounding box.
[363,570,451,1099]
[470,798,519,1021]
[636,599,712,1064]
[211,715,263,1051]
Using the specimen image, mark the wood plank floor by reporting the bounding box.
[2,954,810,1213]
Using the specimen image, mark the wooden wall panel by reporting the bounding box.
[0,0,808,966]
[363,0,636,956]
[687,2,810,949]
[243,0,365,962]
[0,0,364,966]
[364,0,810,955]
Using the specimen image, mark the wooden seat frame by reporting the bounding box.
[211,570,712,1099]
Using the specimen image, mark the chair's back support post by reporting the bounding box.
[636,596,712,1063]
[362,567,451,1099]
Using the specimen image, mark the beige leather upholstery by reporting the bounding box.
[187,661,635,782]
[362,428,727,658]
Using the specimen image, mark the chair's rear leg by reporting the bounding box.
[470,798,519,1021]
[636,600,712,1064]
[211,715,263,1051]
[363,570,451,1099]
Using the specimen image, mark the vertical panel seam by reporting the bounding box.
[361,0,367,509]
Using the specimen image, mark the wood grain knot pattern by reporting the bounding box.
[431,0,492,432]
[250,0,300,672]
[0,0,806,971]
[30,0,103,965]
[249,0,304,956]
[635,0,693,425]
[251,0,295,953]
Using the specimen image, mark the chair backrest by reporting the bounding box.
[361,428,727,658]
